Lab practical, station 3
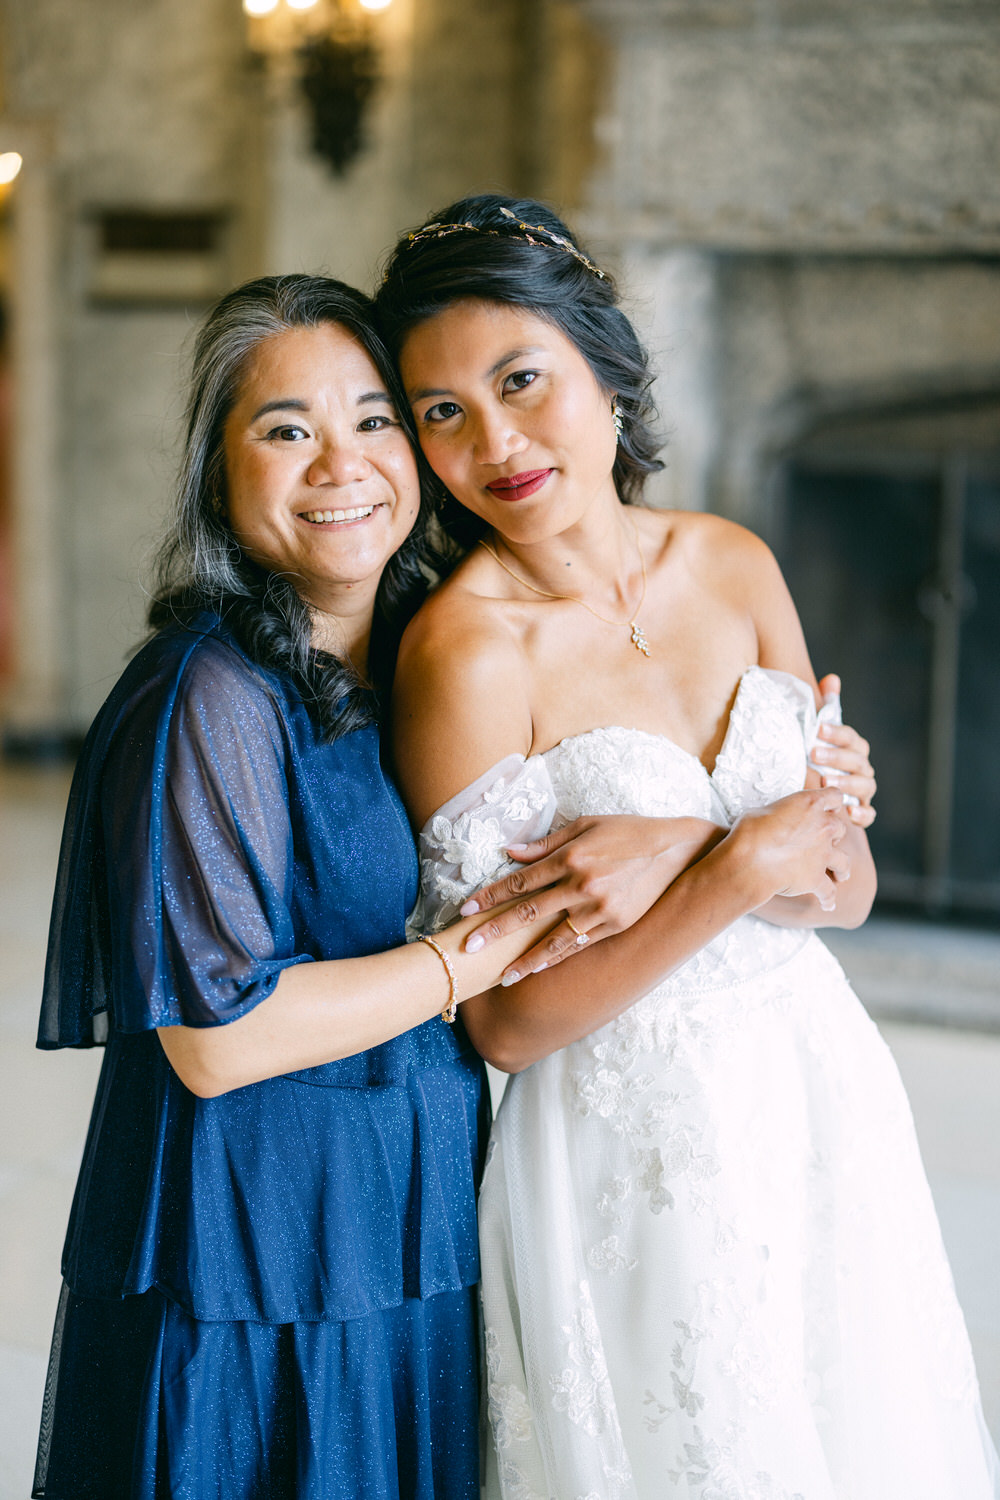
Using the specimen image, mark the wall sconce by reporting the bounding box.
[242,0,391,176]
[0,153,23,187]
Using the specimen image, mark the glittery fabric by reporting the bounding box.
[33,613,487,1497]
[35,1283,481,1500]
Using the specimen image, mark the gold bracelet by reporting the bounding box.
[418,935,458,1024]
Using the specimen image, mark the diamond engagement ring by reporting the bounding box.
[565,917,590,946]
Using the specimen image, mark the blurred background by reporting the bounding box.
[0,0,998,1494]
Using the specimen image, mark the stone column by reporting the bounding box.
[2,121,68,744]
[621,244,720,514]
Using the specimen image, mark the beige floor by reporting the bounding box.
[1,765,999,1496]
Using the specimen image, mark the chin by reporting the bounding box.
[487,509,582,546]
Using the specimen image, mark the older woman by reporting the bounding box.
[32,275,552,1500]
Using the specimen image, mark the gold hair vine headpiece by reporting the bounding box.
[403,205,607,280]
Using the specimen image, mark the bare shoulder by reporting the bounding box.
[648,509,775,587]
[396,558,524,704]
[393,562,534,826]
[639,508,815,683]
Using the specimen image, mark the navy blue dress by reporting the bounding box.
[33,615,489,1500]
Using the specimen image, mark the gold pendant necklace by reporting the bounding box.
[478,514,652,658]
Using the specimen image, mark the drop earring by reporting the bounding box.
[612,400,624,441]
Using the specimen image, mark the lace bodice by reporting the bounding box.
[412,667,842,996]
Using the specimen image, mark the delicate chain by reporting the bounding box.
[418,934,458,1023]
[478,515,652,656]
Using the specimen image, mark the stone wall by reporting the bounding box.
[574,0,1000,520]
[0,0,257,730]
[0,0,603,733]
[1,0,997,734]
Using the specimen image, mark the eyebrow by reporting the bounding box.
[249,398,308,423]
[408,347,546,404]
[248,391,393,423]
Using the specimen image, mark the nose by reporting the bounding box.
[470,405,528,468]
[306,433,369,488]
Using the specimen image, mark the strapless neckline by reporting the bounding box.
[538,665,811,781]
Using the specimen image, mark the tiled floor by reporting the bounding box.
[1,766,999,1496]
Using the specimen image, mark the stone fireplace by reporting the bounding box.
[577,0,1000,915]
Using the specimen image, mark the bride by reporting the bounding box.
[377,196,1000,1498]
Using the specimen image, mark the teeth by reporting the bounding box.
[302,506,376,524]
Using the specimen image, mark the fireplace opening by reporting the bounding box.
[772,395,1000,923]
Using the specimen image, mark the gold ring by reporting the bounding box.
[565,916,590,946]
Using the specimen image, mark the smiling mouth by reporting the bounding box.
[300,505,379,525]
[485,469,553,501]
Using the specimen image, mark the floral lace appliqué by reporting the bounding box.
[485,1328,535,1450]
[409,755,557,935]
[549,1283,633,1496]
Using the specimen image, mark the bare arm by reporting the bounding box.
[738,529,877,929]
[462,789,850,1072]
[157,903,549,1098]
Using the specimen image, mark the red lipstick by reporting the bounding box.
[485,469,553,501]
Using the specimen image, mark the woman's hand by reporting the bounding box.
[814,673,876,828]
[725,787,852,912]
[456,815,725,983]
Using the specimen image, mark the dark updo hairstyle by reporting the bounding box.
[375,193,664,552]
[149,273,442,740]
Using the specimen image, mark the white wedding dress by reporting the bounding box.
[413,666,1000,1500]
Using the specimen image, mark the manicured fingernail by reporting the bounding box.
[460,899,480,916]
[505,843,528,853]
[501,970,519,987]
[465,933,485,953]
[813,747,831,761]
[534,962,548,972]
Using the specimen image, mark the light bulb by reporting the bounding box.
[0,152,23,185]
[359,0,392,10]
[243,0,279,15]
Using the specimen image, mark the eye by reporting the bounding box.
[265,424,309,442]
[357,413,397,433]
[503,370,538,394]
[422,400,462,425]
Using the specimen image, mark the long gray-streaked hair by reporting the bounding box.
[150,274,441,738]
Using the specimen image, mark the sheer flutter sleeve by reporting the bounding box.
[39,629,314,1046]
[108,640,316,1031]
[408,754,559,935]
